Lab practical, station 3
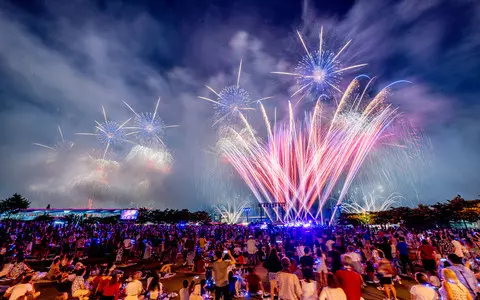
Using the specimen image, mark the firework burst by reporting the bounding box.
[214,195,250,224]
[218,78,409,224]
[272,27,367,101]
[76,106,134,158]
[342,189,404,214]
[199,60,272,126]
[123,98,178,147]
[33,125,74,161]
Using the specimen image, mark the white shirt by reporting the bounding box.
[179,287,190,300]
[325,240,335,252]
[319,287,346,300]
[410,284,439,300]
[277,272,302,300]
[300,280,317,300]
[7,283,33,300]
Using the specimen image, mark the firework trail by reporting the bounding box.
[199,60,272,126]
[214,195,250,224]
[355,119,431,205]
[77,106,135,158]
[272,27,367,101]
[342,188,404,214]
[33,125,74,162]
[218,77,408,224]
[123,98,179,147]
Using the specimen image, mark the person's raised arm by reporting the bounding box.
[227,250,236,265]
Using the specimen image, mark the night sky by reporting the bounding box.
[0,0,479,209]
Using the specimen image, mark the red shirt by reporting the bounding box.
[245,274,261,293]
[101,282,121,300]
[335,268,362,300]
[419,245,435,260]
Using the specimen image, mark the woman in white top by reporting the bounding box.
[301,268,318,300]
[410,272,438,300]
[439,269,473,300]
[319,272,346,300]
[314,248,327,287]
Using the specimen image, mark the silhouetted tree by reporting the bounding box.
[0,193,30,217]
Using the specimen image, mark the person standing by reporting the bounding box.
[276,258,302,300]
[418,240,437,272]
[335,256,362,300]
[212,250,236,300]
[300,247,314,269]
[263,248,283,298]
[245,267,265,295]
[345,246,362,275]
[318,273,346,300]
[247,236,257,266]
[300,267,318,300]
[396,236,413,275]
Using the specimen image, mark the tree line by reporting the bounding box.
[339,195,480,228]
[0,193,211,224]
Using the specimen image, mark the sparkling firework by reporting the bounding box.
[126,145,173,172]
[76,106,134,158]
[123,98,178,146]
[272,28,367,100]
[199,60,272,126]
[33,125,74,159]
[214,195,250,224]
[218,78,407,224]
[342,189,404,214]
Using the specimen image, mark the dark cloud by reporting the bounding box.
[0,0,479,209]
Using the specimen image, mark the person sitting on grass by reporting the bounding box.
[5,274,41,300]
[72,268,91,300]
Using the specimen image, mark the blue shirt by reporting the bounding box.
[396,241,409,255]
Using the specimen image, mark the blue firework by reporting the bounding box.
[214,85,252,120]
[199,60,272,126]
[133,112,166,146]
[123,98,176,147]
[95,120,127,146]
[272,28,367,101]
[294,50,341,97]
[77,106,132,158]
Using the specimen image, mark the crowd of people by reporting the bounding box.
[1,220,480,300]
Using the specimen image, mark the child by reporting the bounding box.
[179,279,190,300]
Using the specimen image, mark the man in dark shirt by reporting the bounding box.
[299,247,314,269]
[396,236,413,275]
